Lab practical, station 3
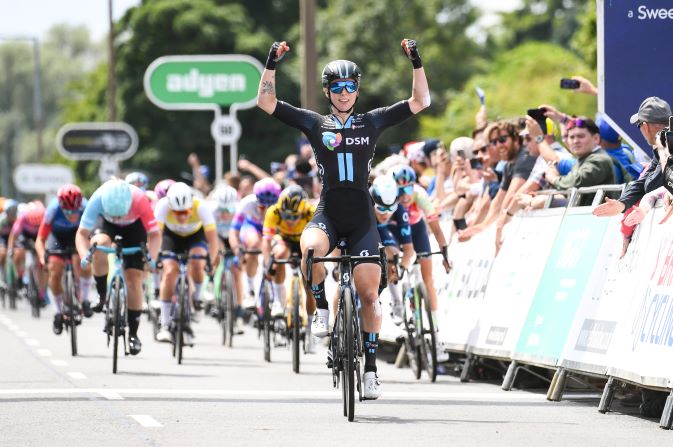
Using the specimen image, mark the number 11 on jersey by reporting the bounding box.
[337,152,353,182]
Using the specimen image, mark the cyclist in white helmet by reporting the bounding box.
[154,182,219,345]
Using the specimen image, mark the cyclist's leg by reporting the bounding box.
[118,220,149,351]
[185,229,208,309]
[90,225,114,310]
[271,238,289,308]
[157,228,181,340]
[46,255,65,313]
[301,212,335,337]
[240,224,261,299]
[411,220,438,319]
[0,239,7,280]
[12,242,25,287]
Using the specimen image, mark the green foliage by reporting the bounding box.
[420,42,597,144]
[571,0,597,69]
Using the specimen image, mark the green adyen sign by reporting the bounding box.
[144,55,263,111]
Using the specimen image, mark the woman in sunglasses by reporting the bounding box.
[153,182,220,346]
[370,174,414,324]
[257,37,430,400]
[390,165,450,361]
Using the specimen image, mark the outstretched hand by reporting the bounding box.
[401,38,422,68]
[265,41,291,69]
[592,197,626,217]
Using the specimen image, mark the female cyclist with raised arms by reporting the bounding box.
[257,38,430,399]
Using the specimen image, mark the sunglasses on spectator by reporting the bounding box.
[637,121,645,129]
[398,185,414,195]
[280,212,301,221]
[329,80,358,94]
[489,135,509,146]
[375,203,398,214]
[173,209,191,216]
[566,118,587,130]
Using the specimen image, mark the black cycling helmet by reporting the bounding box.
[279,184,307,214]
[321,60,362,87]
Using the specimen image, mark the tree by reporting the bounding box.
[420,42,597,145]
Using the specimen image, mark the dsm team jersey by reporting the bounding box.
[272,101,413,194]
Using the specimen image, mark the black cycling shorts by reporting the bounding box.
[390,220,431,254]
[377,225,399,248]
[161,227,207,256]
[46,230,78,258]
[94,219,147,270]
[305,190,381,265]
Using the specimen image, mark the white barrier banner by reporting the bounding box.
[605,206,673,388]
[435,223,496,351]
[557,213,624,375]
[469,209,565,359]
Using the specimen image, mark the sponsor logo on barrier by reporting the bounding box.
[485,326,508,346]
[574,319,616,354]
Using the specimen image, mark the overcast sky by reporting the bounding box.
[0,0,520,43]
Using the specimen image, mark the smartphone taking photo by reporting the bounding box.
[527,108,548,135]
[560,78,580,89]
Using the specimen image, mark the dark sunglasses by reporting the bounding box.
[375,203,398,214]
[489,135,509,146]
[637,121,645,129]
[329,80,358,94]
[280,212,301,221]
[174,209,191,216]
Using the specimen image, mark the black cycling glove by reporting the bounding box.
[265,42,285,70]
[403,39,422,69]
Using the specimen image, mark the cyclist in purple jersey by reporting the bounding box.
[257,38,430,400]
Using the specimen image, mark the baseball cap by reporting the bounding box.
[404,141,427,163]
[595,115,620,144]
[629,96,671,125]
[449,136,475,159]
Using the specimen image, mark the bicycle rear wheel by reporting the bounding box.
[29,271,40,318]
[291,278,301,374]
[262,280,272,362]
[343,287,355,422]
[112,280,121,374]
[418,283,437,382]
[176,276,186,365]
[223,270,235,347]
[65,270,77,357]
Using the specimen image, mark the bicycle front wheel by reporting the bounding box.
[112,281,121,374]
[176,276,186,365]
[402,284,422,380]
[291,277,301,374]
[65,270,77,357]
[262,280,272,362]
[343,287,355,422]
[223,270,235,347]
[418,283,437,383]
[29,271,40,318]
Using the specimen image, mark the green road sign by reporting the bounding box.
[144,55,263,111]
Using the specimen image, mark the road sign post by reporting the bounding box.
[144,55,263,183]
[598,0,673,159]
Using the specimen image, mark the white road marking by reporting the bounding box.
[129,415,162,428]
[0,388,585,402]
[36,349,52,357]
[17,330,28,337]
[25,338,40,346]
[99,390,123,400]
[67,372,86,380]
[51,359,68,367]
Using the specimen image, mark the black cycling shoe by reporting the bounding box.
[129,335,142,355]
[53,313,63,335]
[91,300,106,313]
[82,301,93,318]
[38,298,48,308]
[193,299,203,311]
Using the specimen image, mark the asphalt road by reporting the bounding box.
[0,300,670,447]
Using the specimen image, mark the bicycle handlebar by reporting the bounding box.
[81,241,150,269]
[305,246,387,288]
[157,251,212,274]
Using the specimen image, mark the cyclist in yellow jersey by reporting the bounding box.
[262,185,318,351]
[154,182,219,344]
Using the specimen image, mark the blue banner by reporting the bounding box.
[599,0,673,158]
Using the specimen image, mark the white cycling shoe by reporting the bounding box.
[271,300,284,318]
[435,342,450,363]
[363,371,382,400]
[305,335,319,354]
[156,326,172,343]
[311,309,330,338]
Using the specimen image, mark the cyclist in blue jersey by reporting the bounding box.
[35,185,93,334]
[257,38,430,399]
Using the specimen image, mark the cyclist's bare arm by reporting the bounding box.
[401,38,430,114]
[257,41,290,115]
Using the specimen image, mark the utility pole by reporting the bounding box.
[31,38,44,160]
[107,0,117,121]
[300,0,317,111]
